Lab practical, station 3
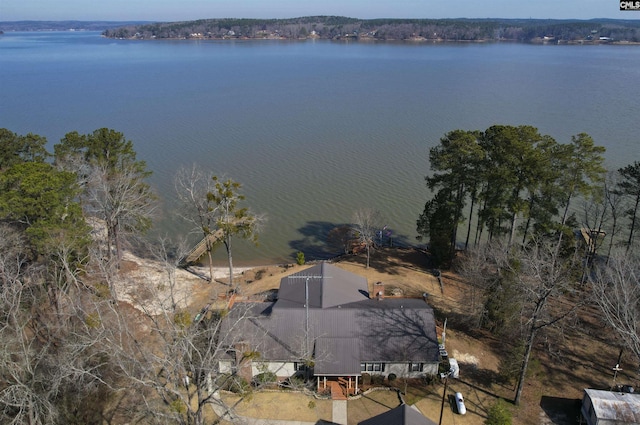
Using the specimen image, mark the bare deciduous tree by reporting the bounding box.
[592,251,640,365]
[105,240,261,425]
[352,208,383,269]
[511,239,581,405]
[0,225,116,424]
[175,164,221,282]
[55,128,156,265]
[85,161,156,263]
[457,238,582,405]
[175,168,262,289]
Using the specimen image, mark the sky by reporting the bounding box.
[0,0,637,22]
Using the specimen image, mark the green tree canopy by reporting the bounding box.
[0,161,89,271]
[616,161,640,250]
[420,125,606,265]
[208,176,259,289]
[0,128,49,170]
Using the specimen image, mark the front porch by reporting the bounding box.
[317,376,360,399]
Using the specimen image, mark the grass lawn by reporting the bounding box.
[221,391,333,422]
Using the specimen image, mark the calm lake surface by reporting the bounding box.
[1,31,639,265]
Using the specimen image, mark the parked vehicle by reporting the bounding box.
[455,392,466,415]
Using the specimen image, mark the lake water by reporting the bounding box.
[1,31,639,265]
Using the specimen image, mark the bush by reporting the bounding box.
[216,374,250,394]
[371,375,385,385]
[281,375,306,390]
[296,251,305,265]
[485,399,512,425]
[253,371,277,386]
[387,373,397,382]
[361,373,371,386]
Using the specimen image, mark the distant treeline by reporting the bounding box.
[103,16,640,42]
[0,21,151,32]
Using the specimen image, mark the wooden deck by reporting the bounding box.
[329,381,347,400]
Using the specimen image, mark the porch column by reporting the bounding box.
[317,376,320,391]
[355,376,359,394]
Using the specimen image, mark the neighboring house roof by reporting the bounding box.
[583,389,640,424]
[358,404,438,425]
[222,262,440,375]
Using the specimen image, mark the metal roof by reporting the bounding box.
[222,263,440,375]
[358,404,438,425]
[584,389,640,424]
[315,337,361,375]
[277,262,370,309]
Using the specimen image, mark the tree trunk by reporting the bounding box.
[366,243,370,269]
[627,194,640,252]
[226,236,234,289]
[522,196,535,246]
[207,248,214,283]
[607,216,617,265]
[514,325,537,405]
[465,195,476,249]
[508,210,517,247]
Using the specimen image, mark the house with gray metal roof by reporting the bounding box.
[219,262,440,396]
[581,389,640,425]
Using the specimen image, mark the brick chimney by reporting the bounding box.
[373,281,384,300]
[234,342,254,384]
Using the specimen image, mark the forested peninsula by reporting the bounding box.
[103,16,640,43]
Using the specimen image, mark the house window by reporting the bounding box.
[361,363,385,372]
[294,362,307,371]
[409,363,423,372]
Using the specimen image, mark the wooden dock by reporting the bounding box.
[180,218,251,266]
[180,229,225,266]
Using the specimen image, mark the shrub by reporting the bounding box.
[253,371,277,386]
[361,373,371,386]
[229,376,250,394]
[296,251,305,265]
[438,359,450,375]
[371,375,385,385]
[485,399,512,425]
[216,374,250,394]
[387,373,397,382]
[281,375,306,390]
[422,374,438,386]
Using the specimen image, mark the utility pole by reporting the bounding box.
[611,348,624,390]
[438,372,450,425]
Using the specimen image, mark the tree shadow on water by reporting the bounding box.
[288,221,419,265]
[288,221,346,262]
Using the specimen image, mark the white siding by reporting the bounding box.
[423,362,438,375]
[374,362,439,379]
[252,361,296,378]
